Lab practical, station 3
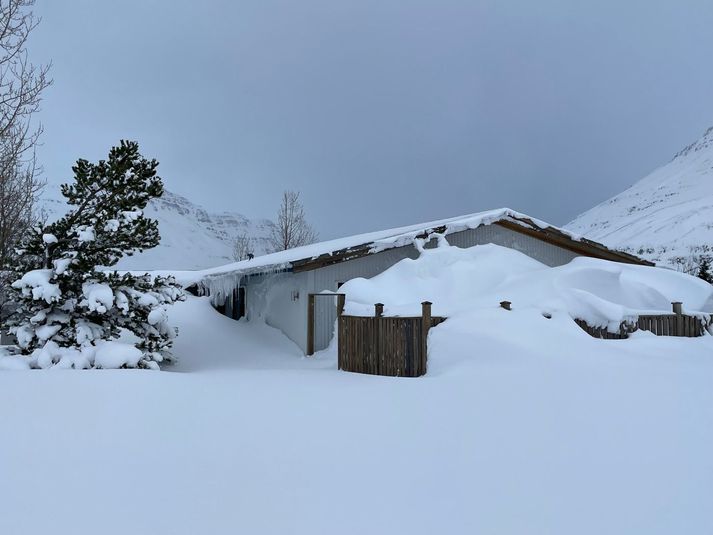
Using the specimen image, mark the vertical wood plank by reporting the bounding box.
[337,316,343,370]
[307,294,315,356]
[337,311,443,376]
[422,302,432,376]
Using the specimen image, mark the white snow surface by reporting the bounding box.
[1,296,711,534]
[40,184,275,270]
[81,282,114,313]
[1,340,151,370]
[340,243,713,324]
[76,225,95,243]
[566,125,713,266]
[1,245,712,533]
[11,269,61,303]
[93,341,143,369]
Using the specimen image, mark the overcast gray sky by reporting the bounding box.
[30,0,713,238]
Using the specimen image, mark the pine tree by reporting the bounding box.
[5,141,184,369]
[698,257,713,284]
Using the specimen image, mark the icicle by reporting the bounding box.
[201,272,243,306]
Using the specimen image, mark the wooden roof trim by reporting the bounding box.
[290,224,455,272]
[291,243,375,272]
[493,219,653,266]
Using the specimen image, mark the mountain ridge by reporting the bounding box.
[566,125,713,272]
[40,184,275,271]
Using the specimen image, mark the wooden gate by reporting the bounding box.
[337,302,445,377]
[307,293,345,356]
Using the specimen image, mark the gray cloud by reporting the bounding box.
[31,0,713,238]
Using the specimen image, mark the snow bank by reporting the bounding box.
[0,347,30,371]
[94,341,143,369]
[0,340,152,370]
[339,243,713,329]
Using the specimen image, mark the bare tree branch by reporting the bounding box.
[268,190,318,252]
[0,0,51,270]
[232,232,255,261]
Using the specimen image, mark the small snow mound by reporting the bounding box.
[0,348,30,370]
[81,282,114,313]
[12,269,61,303]
[1,340,154,370]
[76,226,95,243]
[94,342,143,369]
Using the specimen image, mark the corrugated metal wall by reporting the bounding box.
[243,270,312,351]
[445,225,579,267]
[312,295,338,351]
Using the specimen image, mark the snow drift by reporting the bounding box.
[339,243,713,331]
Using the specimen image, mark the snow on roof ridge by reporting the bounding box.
[189,208,578,287]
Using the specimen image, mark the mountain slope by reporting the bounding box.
[566,126,713,270]
[41,185,274,271]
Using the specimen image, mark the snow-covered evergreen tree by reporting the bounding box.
[5,141,184,369]
[698,257,713,284]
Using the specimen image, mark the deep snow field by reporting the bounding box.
[2,245,713,534]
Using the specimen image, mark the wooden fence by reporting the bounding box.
[337,299,709,377]
[575,302,711,339]
[338,302,445,377]
[574,319,632,339]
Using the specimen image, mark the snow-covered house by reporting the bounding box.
[186,208,651,355]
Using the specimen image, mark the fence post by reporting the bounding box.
[500,300,512,311]
[337,294,345,316]
[374,303,384,317]
[372,303,384,374]
[672,301,683,336]
[421,301,432,375]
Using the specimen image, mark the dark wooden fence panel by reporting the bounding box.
[576,311,710,339]
[338,304,445,377]
[574,319,632,339]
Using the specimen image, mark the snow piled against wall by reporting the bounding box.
[339,243,713,329]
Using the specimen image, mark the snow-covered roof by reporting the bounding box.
[177,208,650,291]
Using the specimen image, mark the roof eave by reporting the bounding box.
[201,213,653,282]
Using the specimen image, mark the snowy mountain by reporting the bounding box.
[40,184,275,271]
[566,125,713,270]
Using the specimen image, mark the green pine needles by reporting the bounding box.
[6,141,185,369]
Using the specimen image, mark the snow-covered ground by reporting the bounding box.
[2,245,712,534]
